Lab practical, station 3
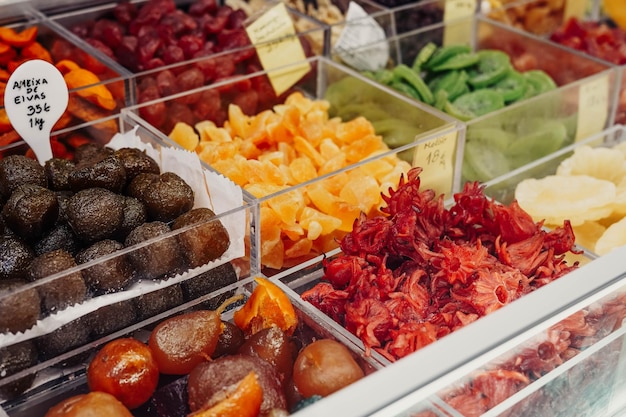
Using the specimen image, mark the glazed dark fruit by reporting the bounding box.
[181,262,238,308]
[2,184,59,242]
[66,187,125,244]
[87,300,138,338]
[73,143,114,165]
[213,320,245,358]
[76,239,134,293]
[238,325,299,384]
[27,249,87,314]
[34,223,79,257]
[117,196,148,240]
[114,147,160,182]
[36,317,91,361]
[0,236,34,280]
[45,158,76,191]
[187,354,287,415]
[124,221,182,280]
[0,155,47,200]
[134,284,184,321]
[68,155,127,193]
[172,207,229,267]
[0,340,38,400]
[127,172,194,222]
[44,391,133,417]
[87,338,160,409]
[0,280,40,333]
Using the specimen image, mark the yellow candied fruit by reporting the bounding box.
[169,122,199,151]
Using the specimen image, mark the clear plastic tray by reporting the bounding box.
[0,115,254,411]
[122,55,461,273]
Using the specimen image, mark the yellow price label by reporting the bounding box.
[576,74,609,142]
[245,3,310,95]
[564,0,587,21]
[443,0,476,46]
[412,130,458,195]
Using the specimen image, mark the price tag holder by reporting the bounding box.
[564,0,587,21]
[443,0,477,46]
[576,74,609,142]
[333,1,389,72]
[412,130,458,195]
[245,3,310,96]
[4,59,68,164]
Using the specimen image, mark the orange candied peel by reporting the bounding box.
[64,68,116,111]
[233,277,298,336]
[55,59,81,75]
[188,371,262,417]
[0,26,37,48]
[21,41,52,62]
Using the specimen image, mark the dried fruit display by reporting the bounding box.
[169,91,411,270]
[302,167,579,361]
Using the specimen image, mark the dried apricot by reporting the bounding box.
[0,26,37,48]
[64,68,116,110]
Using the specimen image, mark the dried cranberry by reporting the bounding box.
[165,102,195,132]
[92,19,124,49]
[115,36,139,71]
[176,67,205,92]
[162,45,185,65]
[188,0,218,16]
[178,35,204,59]
[211,55,236,80]
[137,35,162,67]
[113,1,137,26]
[159,10,198,38]
[143,58,166,71]
[194,53,217,82]
[203,14,228,35]
[231,89,258,115]
[226,9,247,30]
[138,86,167,128]
[156,69,179,97]
[86,38,115,59]
[191,89,222,121]
[71,24,90,39]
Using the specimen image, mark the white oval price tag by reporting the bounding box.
[4,59,69,164]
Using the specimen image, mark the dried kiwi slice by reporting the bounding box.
[523,70,557,94]
[429,53,480,72]
[492,70,528,103]
[464,140,511,182]
[428,70,470,102]
[467,50,512,88]
[446,89,505,120]
[412,42,438,72]
[424,45,472,70]
[392,64,434,104]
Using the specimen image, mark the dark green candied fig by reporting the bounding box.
[0,155,47,201]
[66,188,125,244]
[116,196,147,241]
[134,284,184,321]
[172,208,230,268]
[44,158,75,191]
[36,317,91,362]
[0,280,40,333]
[0,340,38,400]
[127,172,194,223]
[2,184,59,242]
[73,143,114,165]
[114,147,160,182]
[181,262,238,305]
[68,155,127,193]
[85,299,137,338]
[0,236,34,280]
[124,221,182,280]
[27,249,87,315]
[76,239,134,294]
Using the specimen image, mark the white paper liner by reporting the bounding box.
[0,127,246,349]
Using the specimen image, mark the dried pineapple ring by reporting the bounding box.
[556,145,626,184]
[569,221,606,252]
[595,217,626,255]
[610,176,626,215]
[515,175,616,226]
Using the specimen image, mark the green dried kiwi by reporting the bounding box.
[464,140,511,182]
[467,50,512,88]
[446,89,505,120]
[392,64,434,104]
[371,119,422,148]
[434,89,449,111]
[423,44,472,70]
[523,70,557,94]
[506,119,568,167]
[429,52,480,72]
[390,80,422,101]
[412,42,438,72]
[374,69,394,85]
[491,70,528,103]
[428,70,470,102]
[466,126,515,152]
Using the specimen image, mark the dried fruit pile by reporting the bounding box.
[44,278,366,417]
[515,143,626,256]
[169,91,411,270]
[302,167,579,361]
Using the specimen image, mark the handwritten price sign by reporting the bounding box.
[412,130,458,195]
[4,60,69,164]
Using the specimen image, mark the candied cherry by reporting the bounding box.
[87,338,159,409]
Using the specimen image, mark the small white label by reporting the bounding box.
[4,59,68,164]
[576,74,609,142]
[412,130,458,195]
[443,0,476,46]
[333,2,389,72]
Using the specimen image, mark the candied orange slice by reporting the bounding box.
[233,277,298,335]
[0,26,37,48]
[189,371,262,417]
[64,68,116,110]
